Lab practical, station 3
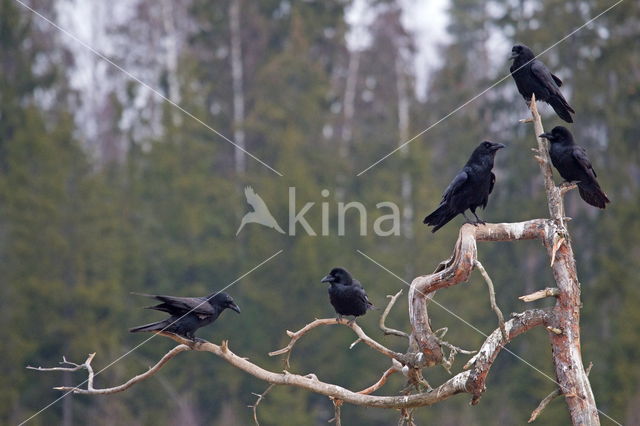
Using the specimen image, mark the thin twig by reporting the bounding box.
[528,362,593,423]
[28,353,97,391]
[269,318,404,369]
[379,290,409,338]
[248,384,275,425]
[474,260,507,342]
[329,398,342,425]
[35,345,191,395]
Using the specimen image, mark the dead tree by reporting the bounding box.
[29,98,600,425]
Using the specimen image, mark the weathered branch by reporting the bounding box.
[28,353,97,391]
[268,318,404,369]
[527,96,600,425]
[41,344,191,395]
[408,219,550,367]
[519,287,560,302]
[474,260,507,341]
[30,310,546,408]
[379,290,410,339]
[463,308,549,404]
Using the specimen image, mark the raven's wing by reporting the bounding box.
[572,146,597,179]
[355,285,375,309]
[132,293,215,315]
[442,170,468,202]
[551,73,563,87]
[244,186,269,214]
[531,60,561,91]
[351,280,374,308]
[489,172,496,195]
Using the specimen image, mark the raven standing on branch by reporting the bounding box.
[540,126,610,209]
[510,44,575,123]
[130,292,240,340]
[320,267,375,323]
[423,141,505,233]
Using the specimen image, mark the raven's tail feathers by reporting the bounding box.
[129,320,168,333]
[548,95,575,123]
[578,183,610,209]
[423,204,458,233]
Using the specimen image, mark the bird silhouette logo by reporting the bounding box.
[236,186,286,235]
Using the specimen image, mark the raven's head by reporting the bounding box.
[539,126,574,145]
[321,267,353,286]
[510,44,534,61]
[477,140,506,156]
[210,292,241,313]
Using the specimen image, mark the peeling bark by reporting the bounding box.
[528,97,599,425]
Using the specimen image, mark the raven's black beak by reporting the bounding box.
[539,133,552,140]
[229,301,241,313]
[320,275,334,283]
[509,51,518,60]
[492,142,506,151]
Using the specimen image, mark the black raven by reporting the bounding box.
[130,291,240,340]
[539,126,610,209]
[510,44,575,123]
[423,141,505,233]
[320,267,374,322]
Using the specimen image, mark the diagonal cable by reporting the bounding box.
[19,249,283,425]
[357,249,622,426]
[14,0,284,177]
[357,0,625,176]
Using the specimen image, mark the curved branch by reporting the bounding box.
[408,219,550,366]
[464,309,549,404]
[474,260,507,341]
[268,318,404,368]
[379,290,410,339]
[50,345,190,395]
[30,310,547,409]
[357,359,402,395]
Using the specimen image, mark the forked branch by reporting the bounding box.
[29,310,547,408]
[268,318,404,369]
[379,289,410,339]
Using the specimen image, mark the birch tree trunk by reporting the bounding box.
[229,0,246,173]
[395,50,413,241]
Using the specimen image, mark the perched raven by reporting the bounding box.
[510,44,575,123]
[540,126,610,209]
[320,267,374,322]
[423,141,505,233]
[130,291,240,340]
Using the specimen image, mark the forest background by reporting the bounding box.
[1,0,638,424]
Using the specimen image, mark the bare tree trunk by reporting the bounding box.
[229,0,246,173]
[395,51,413,242]
[529,99,599,425]
[161,0,182,126]
[341,49,360,159]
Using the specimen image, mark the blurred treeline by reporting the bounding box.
[1,0,638,424]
